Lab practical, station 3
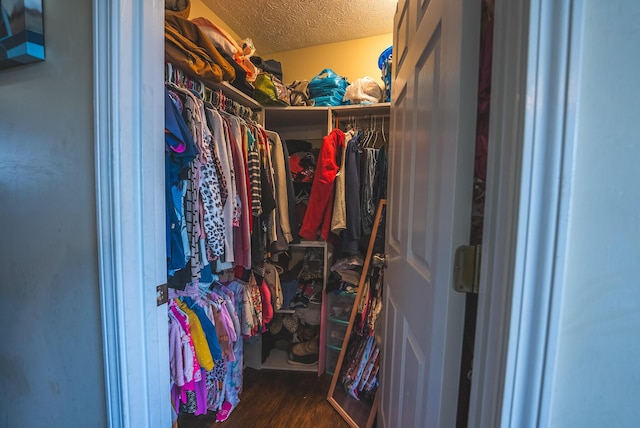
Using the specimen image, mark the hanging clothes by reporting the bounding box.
[165,80,299,288]
[205,107,237,268]
[360,147,379,236]
[223,114,252,269]
[168,278,246,419]
[331,129,354,235]
[266,130,294,252]
[165,88,199,277]
[299,128,346,241]
[341,132,362,255]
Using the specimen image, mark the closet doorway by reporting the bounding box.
[96,1,496,426]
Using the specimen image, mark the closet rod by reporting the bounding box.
[164,62,255,121]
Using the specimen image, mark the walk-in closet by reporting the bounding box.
[164,1,394,426]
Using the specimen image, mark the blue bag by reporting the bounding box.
[312,95,345,107]
[308,69,349,105]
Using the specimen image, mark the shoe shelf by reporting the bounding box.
[245,240,329,375]
[261,348,317,373]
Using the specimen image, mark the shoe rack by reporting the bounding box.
[244,240,329,374]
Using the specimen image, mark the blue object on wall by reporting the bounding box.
[0,0,45,69]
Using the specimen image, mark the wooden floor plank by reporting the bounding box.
[178,368,351,428]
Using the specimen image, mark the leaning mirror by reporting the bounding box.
[327,200,386,427]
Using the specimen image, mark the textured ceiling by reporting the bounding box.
[202,0,397,54]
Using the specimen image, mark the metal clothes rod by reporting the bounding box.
[164,62,254,121]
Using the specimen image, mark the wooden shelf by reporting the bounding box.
[209,81,262,110]
[331,102,391,117]
[291,240,328,248]
[262,348,318,373]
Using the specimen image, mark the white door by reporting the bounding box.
[381,0,481,426]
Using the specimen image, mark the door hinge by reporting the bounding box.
[453,245,481,294]
[156,283,168,306]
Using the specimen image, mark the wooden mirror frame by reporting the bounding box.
[327,199,387,427]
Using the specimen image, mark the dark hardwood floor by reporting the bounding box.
[178,368,351,428]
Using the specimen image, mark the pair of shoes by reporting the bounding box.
[287,352,318,366]
[215,401,234,423]
[291,337,319,357]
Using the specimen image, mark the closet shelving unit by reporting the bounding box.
[248,103,390,376]
[254,240,329,374]
[252,106,335,374]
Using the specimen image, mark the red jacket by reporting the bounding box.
[299,129,345,241]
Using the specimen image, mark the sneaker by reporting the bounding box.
[289,295,308,309]
[308,291,322,306]
[287,352,318,366]
[282,316,298,333]
[291,337,319,357]
[269,314,283,335]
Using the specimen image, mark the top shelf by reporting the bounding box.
[264,103,391,129]
[331,102,391,117]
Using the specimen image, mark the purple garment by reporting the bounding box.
[168,314,186,387]
[194,369,209,416]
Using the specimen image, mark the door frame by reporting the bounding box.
[93,0,578,426]
[93,0,170,426]
[468,0,581,426]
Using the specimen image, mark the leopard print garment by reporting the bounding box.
[181,89,226,261]
[199,161,225,259]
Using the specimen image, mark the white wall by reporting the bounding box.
[0,1,107,426]
[548,3,640,427]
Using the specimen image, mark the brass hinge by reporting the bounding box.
[452,245,481,294]
[156,283,168,306]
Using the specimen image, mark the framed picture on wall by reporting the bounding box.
[0,0,45,69]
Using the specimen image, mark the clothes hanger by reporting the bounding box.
[363,118,375,148]
[370,116,379,148]
[165,63,173,82]
[203,87,213,104]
